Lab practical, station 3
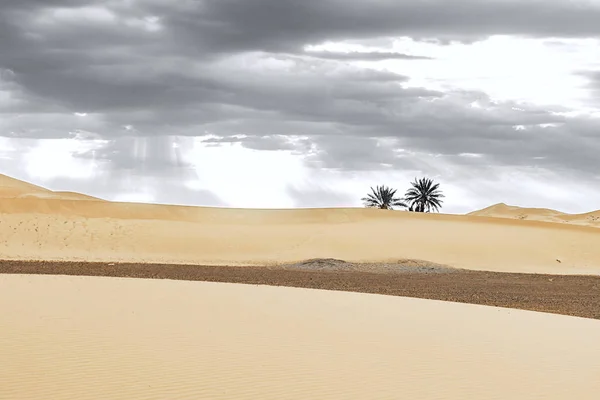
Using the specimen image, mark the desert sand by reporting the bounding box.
[0,174,599,274]
[2,274,599,400]
[2,174,600,399]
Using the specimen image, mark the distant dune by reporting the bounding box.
[469,202,600,228]
[1,174,599,274]
[0,174,105,201]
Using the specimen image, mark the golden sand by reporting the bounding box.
[0,174,599,274]
[2,274,599,400]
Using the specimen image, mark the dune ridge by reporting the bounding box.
[0,174,104,201]
[1,174,600,274]
[469,202,600,227]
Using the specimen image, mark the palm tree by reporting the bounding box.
[404,177,444,213]
[362,185,407,210]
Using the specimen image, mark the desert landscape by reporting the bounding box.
[2,173,600,399]
[1,174,599,274]
[5,0,600,397]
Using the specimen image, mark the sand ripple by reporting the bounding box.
[2,275,600,399]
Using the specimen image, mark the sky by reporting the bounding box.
[1,0,600,213]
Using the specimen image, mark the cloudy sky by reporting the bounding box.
[1,0,600,213]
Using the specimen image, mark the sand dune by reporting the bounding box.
[1,274,599,400]
[0,173,52,197]
[0,174,104,201]
[1,174,600,274]
[470,202,600,228]
[3,175,600,399]
[48,191,105,201]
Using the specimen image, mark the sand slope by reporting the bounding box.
[0,174,104,201]
[1,174,600,274]
[470,202,600,228]
[1,274,599,400]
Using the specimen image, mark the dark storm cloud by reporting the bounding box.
[1,0,600,185]
[4,0,600,39]
[1,0,96,7]
[192,88,596,174]
[155,0,600,54]
[3,45,439,136]
[200,97,600,177]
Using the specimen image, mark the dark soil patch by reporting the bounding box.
[1,259,599,320]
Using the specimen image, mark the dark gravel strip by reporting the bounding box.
[1,260,599,320]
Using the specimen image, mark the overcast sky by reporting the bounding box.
[1,0,600,213]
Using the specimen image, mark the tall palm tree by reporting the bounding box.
[362,185,407,210]
[404,177,444,213]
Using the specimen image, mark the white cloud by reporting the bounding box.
[112,191,155,203]
[185,138,307,208]
[36,7,118,25]
[123,15,163,32]
[316,36,600,109]
[23,139,102,181]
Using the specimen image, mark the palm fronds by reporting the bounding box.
[404,177,444,213]
[361,185,407,210]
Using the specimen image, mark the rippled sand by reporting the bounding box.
[2,274,599,399]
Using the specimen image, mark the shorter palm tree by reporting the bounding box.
[404,177,444,213]
[362,185,407,210]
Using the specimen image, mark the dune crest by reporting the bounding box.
[0,173,52,197]
[469,202,600,227]
[0,174,105,201]
[0,174,599,275]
